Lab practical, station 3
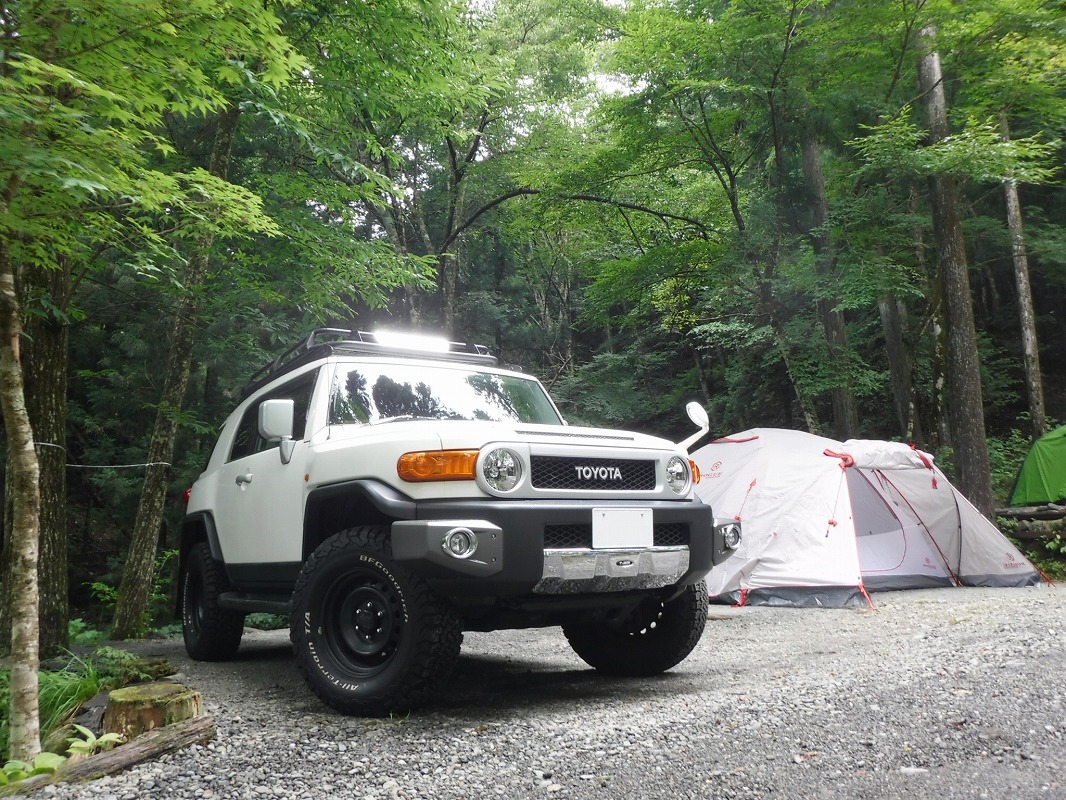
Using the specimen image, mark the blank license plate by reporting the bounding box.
[592,508,653,549]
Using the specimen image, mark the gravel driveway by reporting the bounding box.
[38,585,1066,800]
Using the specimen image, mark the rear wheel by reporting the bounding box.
[563,581,708,676]
[181,542,245,661]
[290,526,463,716]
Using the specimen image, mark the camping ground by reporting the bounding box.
[39,585,1066,800]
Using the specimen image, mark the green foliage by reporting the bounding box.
[86,582,118,615]
[1,0,303,274]
[82,549,178,633]
[0,752,67,785]
[87,647,166,686]
[1,652,102,761]
[67,619,106,647]
[851,112,1058,185]
[245,613,288,631]
[1021,535,1066,582]
[65,725,124,757]
[987,422,1037,505]
[0,645,172,762]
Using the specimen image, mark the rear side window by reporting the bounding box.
[228,370,318,462]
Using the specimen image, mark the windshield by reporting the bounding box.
[329,363,564,426]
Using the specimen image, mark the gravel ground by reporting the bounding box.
[32,585,1066,800]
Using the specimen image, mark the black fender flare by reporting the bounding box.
[302,479,417,558]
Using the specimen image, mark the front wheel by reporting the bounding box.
[563,581,709,676]
[290,526,463,716]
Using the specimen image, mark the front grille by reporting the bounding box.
[530,456,656,491]
[543,524,690,549]
[653,523,689,547]
[545,524,590,548]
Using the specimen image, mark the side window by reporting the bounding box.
[227,370,318,462]
[229,411,259,461]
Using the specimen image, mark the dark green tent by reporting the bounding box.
[1009,424,1066,506]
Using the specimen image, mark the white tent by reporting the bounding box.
[692,429,1042,607]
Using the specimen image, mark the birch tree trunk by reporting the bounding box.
[1000,115,1046,440]
[110,105,241,639]
[918,27,995,518]
[0,236,42,762]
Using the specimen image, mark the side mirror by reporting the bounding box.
[259,399,296,464]
[678,401,710,452]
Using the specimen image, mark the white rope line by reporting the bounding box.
[68,462,173,470]
[31,442,171,470]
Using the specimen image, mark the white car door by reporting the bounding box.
[212,370,318,567]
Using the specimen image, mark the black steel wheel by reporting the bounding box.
[290,526,463,716]
[562,580,709,676]
[181,542,245,661]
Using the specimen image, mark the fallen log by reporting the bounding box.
[996,503,1066,522]
[0,715,216,797]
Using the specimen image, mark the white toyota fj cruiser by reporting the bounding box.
[180,328,740,715]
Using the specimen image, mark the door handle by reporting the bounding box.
[236,473,253,485]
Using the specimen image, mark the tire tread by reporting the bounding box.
[182,542,245,661]
[290,526,463,716]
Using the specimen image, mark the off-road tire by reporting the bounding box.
[289,526,463,717]
[562,580,709,676]
[182,542,246,661]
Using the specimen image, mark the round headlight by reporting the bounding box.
[666,455,690,494]
[482,448,522,492]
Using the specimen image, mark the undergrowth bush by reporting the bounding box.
[0,647,158,762]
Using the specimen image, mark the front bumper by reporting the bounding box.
[389,496,722,597]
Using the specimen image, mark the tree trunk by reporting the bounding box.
[0,237,42,762]
[111,105,241,639]
[1000,115,1046,441]
[877,293,922,443]
[21,262,70,656]
[801,134,859,440]
[439,252,458,338]
[918,28,995,518]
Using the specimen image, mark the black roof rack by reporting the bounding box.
[240,328,498,399]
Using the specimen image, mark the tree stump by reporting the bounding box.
[102,683,204,739]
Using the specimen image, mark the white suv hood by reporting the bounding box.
[432,420,678,453]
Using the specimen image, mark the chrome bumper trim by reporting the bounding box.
[533,546,689,594]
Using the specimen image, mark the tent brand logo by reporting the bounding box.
[1004,552,1025,569]
[574,465,623,481]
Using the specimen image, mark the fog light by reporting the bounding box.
[442,527,478,559]
[721,522,742,550]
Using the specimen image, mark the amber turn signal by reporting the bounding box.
[397,450,479,482]
[689,459,701,484]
